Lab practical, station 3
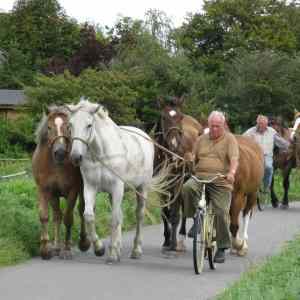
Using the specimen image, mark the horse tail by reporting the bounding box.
[146,161,174,200]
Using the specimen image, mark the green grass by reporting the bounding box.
[216,235,300,300]
[215,169,300,300]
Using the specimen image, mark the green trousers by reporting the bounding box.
[182,177,232,249]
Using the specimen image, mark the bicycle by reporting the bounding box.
[190,174,224,274]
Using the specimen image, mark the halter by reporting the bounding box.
[48,135,71,153]
[70,116,95,149]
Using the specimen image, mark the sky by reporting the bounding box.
[0,0,203,28]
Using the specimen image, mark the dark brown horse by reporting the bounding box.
[155,96,203,252]
[269,117,294,209]
[32,106,90,259]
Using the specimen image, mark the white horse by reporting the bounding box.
[67,98,167,263]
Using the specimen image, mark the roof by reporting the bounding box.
[0,90,26,106]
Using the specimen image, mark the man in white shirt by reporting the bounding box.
[243,115,289,195]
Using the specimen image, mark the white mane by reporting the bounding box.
[70,97,108,119]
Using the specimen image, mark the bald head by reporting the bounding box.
[208,111,226,125]
[256,115,268,133]
[208,111,226,140]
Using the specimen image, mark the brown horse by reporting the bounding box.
[269,117,294,209]
[155,96,203,252]
[230,135,264,255]
[32,106,90,259]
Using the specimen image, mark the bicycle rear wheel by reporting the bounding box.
[193,209,206,274]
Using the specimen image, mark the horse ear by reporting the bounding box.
[175,96,185,107]
[157,97,164,109]
[65,104,76,113]
[93,103,102,114]
[44,105,56,115]
[44,106,50,115]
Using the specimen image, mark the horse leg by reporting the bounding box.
[50,197,62,256]
[161,206,171,250]
[59,191,78,259]
[77,188,91,252]
[38,189,52,260]
[230,192,245,253]
[237,193,256,256]
[169,198,180,252]
[270,172,279,208]
[281,165,292,209]
[177,201,187,252]
[83,184,105,257]
[107,183,124,263]
[131,187,147,259]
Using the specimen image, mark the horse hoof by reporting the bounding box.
[79,238,91,252]
[106,255,120,264]
[176,240,187,253]
[237,247,248,256]
[52,247,61,257]
[232,238,243,251]
[130,250,142,259]
[41,250,53,260]
[94,246,105,257]
[59,250,73,260]
[271,201,279,208]
[162,241,171,249]
[162,250,177,258]
[280,203,289,210]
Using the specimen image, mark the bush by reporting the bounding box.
[0,115,35,158]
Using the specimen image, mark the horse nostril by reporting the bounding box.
[71,154,82,166]
[54,148,66,162]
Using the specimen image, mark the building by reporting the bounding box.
[0,89,27,120]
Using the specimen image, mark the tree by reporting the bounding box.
[216,50,300,128]
[144,9,174,51]
[178,0,299,73]
[10,0,80,63]
[45,23,116,76]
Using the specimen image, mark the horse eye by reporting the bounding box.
[87,124,92,129]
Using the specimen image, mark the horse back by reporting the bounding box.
[182,115,204,137]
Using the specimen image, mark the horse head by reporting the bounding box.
[67,99,104,166]
[46,106,71,164]
[158,96,185,156]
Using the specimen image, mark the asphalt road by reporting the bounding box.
[1,203,300,300]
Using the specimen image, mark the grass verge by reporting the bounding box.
[216,235,300,300]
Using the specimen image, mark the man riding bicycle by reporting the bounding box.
[182,111,239,263]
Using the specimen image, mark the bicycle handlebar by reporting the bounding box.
[191,173,225,184]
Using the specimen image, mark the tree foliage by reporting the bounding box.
[216,50,300,128]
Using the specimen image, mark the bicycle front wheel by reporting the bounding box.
[206,213,217,270]
[193,209,206,274]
